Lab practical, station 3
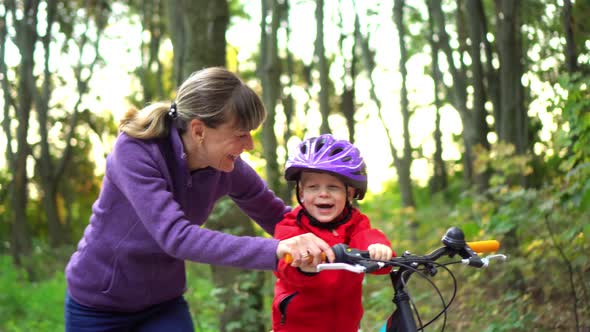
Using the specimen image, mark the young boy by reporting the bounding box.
[272,134,394,332]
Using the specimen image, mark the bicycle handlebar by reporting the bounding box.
[317,227,505,273]
[282,227,503,271]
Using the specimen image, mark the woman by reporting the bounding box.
[64,67,333,331]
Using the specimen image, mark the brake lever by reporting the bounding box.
[316,261,386,274]
[461,254,507,268]
[481,254,507,267]
[317,263,366,274]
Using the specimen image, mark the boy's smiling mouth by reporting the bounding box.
[316,204,334,209]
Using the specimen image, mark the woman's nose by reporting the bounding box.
[242,133,254,150]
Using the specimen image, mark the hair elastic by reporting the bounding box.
[168,103,179,119]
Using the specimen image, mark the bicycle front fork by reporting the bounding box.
[385,269,419,332]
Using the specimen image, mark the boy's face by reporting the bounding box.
[299,171,355,223]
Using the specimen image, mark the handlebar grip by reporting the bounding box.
[466,240,500,253]
[333,243,370,263]
[283,252,326,264]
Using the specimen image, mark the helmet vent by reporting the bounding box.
[316,142,325,152]
[300,145,308,154]
[342,156,352,162]
[330,148,343,156]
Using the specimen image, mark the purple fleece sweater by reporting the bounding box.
[65,126,289,312]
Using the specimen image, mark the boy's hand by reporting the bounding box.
[368,243,393,261]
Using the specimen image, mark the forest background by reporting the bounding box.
[0,0,589,331]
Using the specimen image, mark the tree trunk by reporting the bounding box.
[392,0,417,242]
[258,0,283,195]
[477,0,501,136]
[35,0,66,247]
[167,0,228,85]
[466,0,491,192]
[428,0,474,186]
[140,0,166,102]
[495,0,528,158]
[338,0,358,143]
[426,3,448,195]
[315,0,331,134]
[392,0,416,209]
[5,0,39,266]
[562,0,578,74]
[280,0,296,203]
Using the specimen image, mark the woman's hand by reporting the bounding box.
[368,243,393,261]
[277,233,335,267]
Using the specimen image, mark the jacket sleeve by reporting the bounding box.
[348,212,394,275]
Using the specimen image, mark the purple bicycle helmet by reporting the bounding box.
[285,134,368,200]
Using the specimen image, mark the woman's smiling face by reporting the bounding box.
[183,117,254,172]
[201,121,254,172]
[299,171,354,223]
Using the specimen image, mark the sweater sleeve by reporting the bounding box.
[228,158,291,236]
[108,136,279,271]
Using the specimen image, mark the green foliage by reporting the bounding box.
[184,263,223,331]
[357,83,590,329]
[0,253,66,332]
[0,250,263,332]
[0,169,11,248]
[473,142,533,187]
[553,74,590,168]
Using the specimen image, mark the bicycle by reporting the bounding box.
[315,226,507,331]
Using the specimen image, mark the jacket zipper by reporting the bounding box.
[279,292,298,325]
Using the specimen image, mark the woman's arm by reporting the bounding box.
[109,136,280,270]
[228,158,291,235]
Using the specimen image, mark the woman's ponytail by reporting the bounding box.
[119,102,171,139]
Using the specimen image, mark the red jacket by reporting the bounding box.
[272,206,393,332]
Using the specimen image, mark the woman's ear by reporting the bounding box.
[189,119,205,142]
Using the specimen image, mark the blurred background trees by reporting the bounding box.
[1,0,588,331]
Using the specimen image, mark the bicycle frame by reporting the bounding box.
[387,267,419,332]
[384,246,452,332]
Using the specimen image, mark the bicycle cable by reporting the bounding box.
[361,257,461,331]
[416,262,459,331]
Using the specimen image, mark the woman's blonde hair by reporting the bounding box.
[119,67,266,139]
